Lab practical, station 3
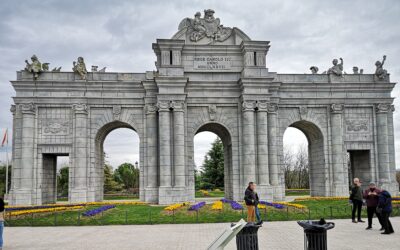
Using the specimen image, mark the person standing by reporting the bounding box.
[378,190,394,234]
[363,183,383,230]
[244,182,262,224]
[0,197,4,250]
[350,178,365,223]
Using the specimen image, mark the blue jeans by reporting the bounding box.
[0,221,3,247]
[255,206,261,222]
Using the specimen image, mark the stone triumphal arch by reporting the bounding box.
[9,10,398,205]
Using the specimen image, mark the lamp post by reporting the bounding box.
[135,161,138,169]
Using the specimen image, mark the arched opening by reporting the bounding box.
[283,120,326,197]
[193,123,233,199]
[95,121,140,201]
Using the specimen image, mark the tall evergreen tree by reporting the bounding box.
[200,138,224,189]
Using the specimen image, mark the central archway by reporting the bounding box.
[94,121,140,201]
[193,122,234,199]
[284,120,327,197]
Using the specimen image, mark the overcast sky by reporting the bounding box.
[0,0,399,170]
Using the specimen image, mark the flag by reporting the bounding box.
[1,128,8,147]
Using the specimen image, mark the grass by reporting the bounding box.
[7,199,400,226]
[285,189,311,196]
[195,190,225,198]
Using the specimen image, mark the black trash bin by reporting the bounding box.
[297,219,335,250]
[235,222,261,250]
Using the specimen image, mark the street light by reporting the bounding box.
[135,161,138,169]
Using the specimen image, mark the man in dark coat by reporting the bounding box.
[378,190,394,234]
[363,182,383,230]
[244,182,261,224]
[350,178,365,223]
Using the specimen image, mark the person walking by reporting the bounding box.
[363,182,383,230]
[378,190,394,234]
[244,182,262,225]
[0,197,4,250]
[350,178,364,223]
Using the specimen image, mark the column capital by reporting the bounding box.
[256,101,269,112]
[171,101,185,112]
[145,104,157,114]
[376,103,391,113]
[10,104,16,115]
[267,103,279,113]
[331,103,344,113]
[157,101,171,112]
[20,102,36,115]
[72,103,88,114]
[242,101,255,112]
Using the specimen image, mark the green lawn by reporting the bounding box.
[285,189,311,196]
[195,190,225,198]
[7,199,399,226]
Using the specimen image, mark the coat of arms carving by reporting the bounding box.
[178,9,232,43]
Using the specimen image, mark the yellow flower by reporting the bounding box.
[294,196,348,202]
[211,201,223,210]
[164,202,188,211]
[9,206,84,216]
[275,202,307,209]
[258,204,266,209]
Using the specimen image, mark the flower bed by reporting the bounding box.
[6,204,86,212]
[294,196,348,202]
[82,205,116,217]
[211,201,223,210]
[188,202,206,211]
[275,201,306,209]
[259,201,285,209]
[84,201,146,206]
[9,206,84,216]
[164,202,189,211]
[221,199,243,210]
[199,190,209,196]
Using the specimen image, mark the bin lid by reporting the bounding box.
[297,219,335,231]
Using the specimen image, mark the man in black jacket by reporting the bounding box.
[350,178,365,223]
[244,182,262,224]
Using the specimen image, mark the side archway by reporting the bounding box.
[284,120,327,196]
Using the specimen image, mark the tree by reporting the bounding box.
[283,144,309,189]
[104,164,122,193]
[199,138,224,189]
[0,165,12,195]
[57,166,69,197]
[114,163,139,192]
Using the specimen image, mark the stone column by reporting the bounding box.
[375,103,391,184]
[173,101,185,187]
[71,104,88,202]
[157,101,172,187]
[145,104,158,202]
[242,101,256,185]
[19,103,36,204]
[267,103,279,186]
[256,102,269,185]
[330,104,347,196]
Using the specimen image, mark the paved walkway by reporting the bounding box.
[4,218,399,250]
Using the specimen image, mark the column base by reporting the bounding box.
[158,186,192,205]
[144,186,159,203]
[332,183,349,197]
[379,181,399,196]
[256,185,274,202]
[9,188,33,206]
[272,185,285,201]
[69,188,88,203]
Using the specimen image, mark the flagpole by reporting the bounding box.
[5,139,9,195]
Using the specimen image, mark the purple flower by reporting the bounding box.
[220,199,243,210]
[259,200,284,209]
[82,205,116,217]
[6,204,87,212]
[188,202,206,211]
